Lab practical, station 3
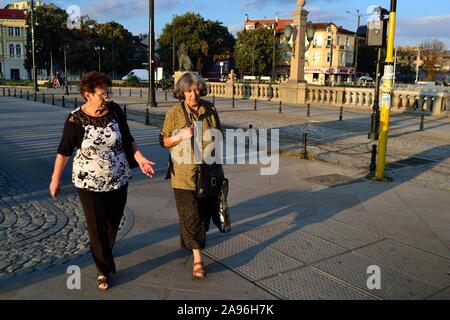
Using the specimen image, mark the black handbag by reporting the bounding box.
[211,178,231,233]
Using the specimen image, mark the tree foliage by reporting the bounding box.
[156,12,235,76]
[24,4,147,79]
[419,39,445,81]
[234,28,281,77]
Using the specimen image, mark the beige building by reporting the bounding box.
[0,9,27,80]
[5,1,43,10]
[304,22,355,85]
[244,17,356,85]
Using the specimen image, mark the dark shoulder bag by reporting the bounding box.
[180,105,224,199]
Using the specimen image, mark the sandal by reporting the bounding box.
[96,273,110,290]
[192,262,205,279]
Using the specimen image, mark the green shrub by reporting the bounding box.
[125,74,140,85]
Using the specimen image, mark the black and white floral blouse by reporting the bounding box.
[57,103,135,192]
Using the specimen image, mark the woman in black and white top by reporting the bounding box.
[49,72,155,290]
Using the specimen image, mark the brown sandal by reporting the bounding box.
[192,262,205,279]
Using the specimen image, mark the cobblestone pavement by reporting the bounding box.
[0,167,133,280]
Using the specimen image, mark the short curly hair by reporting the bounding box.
[80,71,112,99]
[173,72,208,100]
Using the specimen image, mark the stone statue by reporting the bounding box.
[177,43,192,71]
[227,69,237,83]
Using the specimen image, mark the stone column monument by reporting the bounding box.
[280,0,309,104]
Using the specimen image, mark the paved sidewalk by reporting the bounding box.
[0,97,449,300]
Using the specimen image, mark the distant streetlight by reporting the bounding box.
[94,46,105,72]
[271,16,279,82]
[147,0,157,108]
[64,45,69,95]
[251,24,266,76]
[345,9,370,77]
[29,0,39,92]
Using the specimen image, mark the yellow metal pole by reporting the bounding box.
[375,1,397,181]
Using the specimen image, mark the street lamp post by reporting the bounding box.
[415,48,421,83]
[172,21,176,74]
[346,9,370,79]
[271,16,279,82]
[147,0,157,108]
[30,0,38,92]
[64,45,69,95]
[328,25,334,85]
[95,46,105,72]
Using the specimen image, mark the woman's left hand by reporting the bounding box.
[138,158,156,177]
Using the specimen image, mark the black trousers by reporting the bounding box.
[77,185,128,275]
[173,188,219,250]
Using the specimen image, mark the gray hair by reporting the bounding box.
[173,72,208,100]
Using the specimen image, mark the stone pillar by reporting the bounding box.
[288,0,308,84]
[280,0,309,105]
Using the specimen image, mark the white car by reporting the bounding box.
[122,69,149,82]
[358,76,374,87]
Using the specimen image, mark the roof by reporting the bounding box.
[245,19,293,33]
[313,22,355,36]
[245,19,355,35]
[0,9,26,20]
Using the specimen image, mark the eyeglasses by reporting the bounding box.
[94,92,113,99]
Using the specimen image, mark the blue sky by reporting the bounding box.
[3,0,450,48]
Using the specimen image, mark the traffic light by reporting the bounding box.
[367,18,387,47]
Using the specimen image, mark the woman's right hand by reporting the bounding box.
[178,125,194,141]
[49,179,60,198]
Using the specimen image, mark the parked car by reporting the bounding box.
[358,76,374,87]
[121,69,149,82]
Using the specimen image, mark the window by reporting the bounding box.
[16,44,21,56]
[8,27,14,37]
[327,52,331,63]
[327,35,332,47]
[9,44,15,56]
[313,73,319,81]
[336,36,341,45]
[346,53,353,63]
[14,27,20,37]
[340,53,345,65]
[312,52,321,63]
[346,37,350,48]
[327,25,332,33]
[315,35,322,46]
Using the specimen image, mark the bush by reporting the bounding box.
[125,74,140,85]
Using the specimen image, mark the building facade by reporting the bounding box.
[0,9,27,80]
[4,1,43,10]
[244,17,356,85]
[304,22,355,85]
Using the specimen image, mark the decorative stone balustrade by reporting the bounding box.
[205,81,448,116]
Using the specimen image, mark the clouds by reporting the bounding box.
[396,15,450,48]
[240,0,291,10]
[227,23,244,36]
[307,6,348,23]
[397,15,450,39]
[69,0,183,22]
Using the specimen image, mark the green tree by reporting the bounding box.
[25,4,147,80]
[24,4,69,76]
[156,12,235,76]
[234,27,281,77]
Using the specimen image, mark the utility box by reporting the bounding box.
[366,19,387,47]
